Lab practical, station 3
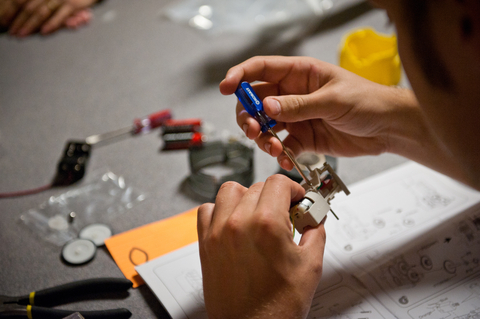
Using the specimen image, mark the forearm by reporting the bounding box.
[385,87,470,186]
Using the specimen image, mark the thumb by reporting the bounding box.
[263,93,326,123]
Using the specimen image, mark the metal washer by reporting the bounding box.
[79,223,112,246]
[62,238,96,265]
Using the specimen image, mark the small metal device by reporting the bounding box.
[235,82,350,233]
[290,162,350,233]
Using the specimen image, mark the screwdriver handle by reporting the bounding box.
[235,82,276,133]
[133,109,172,134]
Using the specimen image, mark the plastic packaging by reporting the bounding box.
[20,171,146,246]
[339,28,401,86]
[162,0,334,35]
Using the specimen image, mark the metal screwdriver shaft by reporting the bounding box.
[267,128,314,188]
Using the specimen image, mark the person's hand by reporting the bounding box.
[0,0,21,28]
[3,0,97,37]
[220,56,422,171]
[198,175,326,319]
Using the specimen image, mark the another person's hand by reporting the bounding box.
[1,0,97,37]
[198,175,326,319]
[220,56,423,171]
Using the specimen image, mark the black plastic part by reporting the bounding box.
[17,278,132,307]
[30,306,132,319]
[52,141,91,186]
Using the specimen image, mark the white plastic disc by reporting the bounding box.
[62,239,96,265]
[79,224,112,246]
[48,215,68,231]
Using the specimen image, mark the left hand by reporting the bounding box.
[5,0,97,37]
[197,175,327,319]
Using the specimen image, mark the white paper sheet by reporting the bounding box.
[137,162,480,319]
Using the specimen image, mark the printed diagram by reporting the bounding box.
[329,175,462,255]
[175,270,205,306]
[307,286,386,319]
[408,277,480,319]
[314,255,344,293]
[152,249,208,319]
[352,212,480,308]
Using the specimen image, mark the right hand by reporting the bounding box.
[220,56,421,171]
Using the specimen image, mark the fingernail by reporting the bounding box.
[268,98,281,115]
[281,157,290,169]
[242,124,248,136]
[18,28,28,36]
[265,142,271,155]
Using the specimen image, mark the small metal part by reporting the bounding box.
[79,224,112,246]
[186,141,254,201]
[329,208,339,220]
[85,126,132,145]
[85,109,172,145]
[61,239,97,265]
[267,128,314,188]
[68,212,76,223]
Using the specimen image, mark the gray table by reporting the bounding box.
[0,1,407,317]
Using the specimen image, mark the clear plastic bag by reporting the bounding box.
[20,171,146,246]
[163,0,334,35]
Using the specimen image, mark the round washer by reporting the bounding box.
[48,215,68,231]
[79,223,112,246]
[62,238,96,265]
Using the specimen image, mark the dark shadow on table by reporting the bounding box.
[198,1,374,88]
[137,284,172,319]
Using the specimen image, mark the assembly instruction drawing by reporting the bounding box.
[136,162,480,319]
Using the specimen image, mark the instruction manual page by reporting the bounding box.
[136,162,480,319]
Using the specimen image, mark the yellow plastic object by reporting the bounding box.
[339,28,401,86]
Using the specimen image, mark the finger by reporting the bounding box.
[16,3,52,36]
[220,56,315,95]
[64,8,91,29]
[197,203,215,243]
[9,0,43,34]
[229,181,265,223]
[255,174,305,226]
[210,181,247,230]
[9,9,29,34]
[277,143,304,171]
[41,3,72,34]
[253,132,284,157]
[236,105,261,140]
[298,217,327,261]
[0,1,22,26]
[262,92,330,123]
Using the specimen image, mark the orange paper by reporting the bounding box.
[105,207,199,287]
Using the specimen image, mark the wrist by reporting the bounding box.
[384,87,470,185]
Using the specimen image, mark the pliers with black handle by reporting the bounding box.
[0,277,132,319]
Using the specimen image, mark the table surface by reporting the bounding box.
[0,1,408,317]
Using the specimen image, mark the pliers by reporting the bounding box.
[0,278,133,319]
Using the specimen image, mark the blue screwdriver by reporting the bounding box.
[235,82,314,188]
